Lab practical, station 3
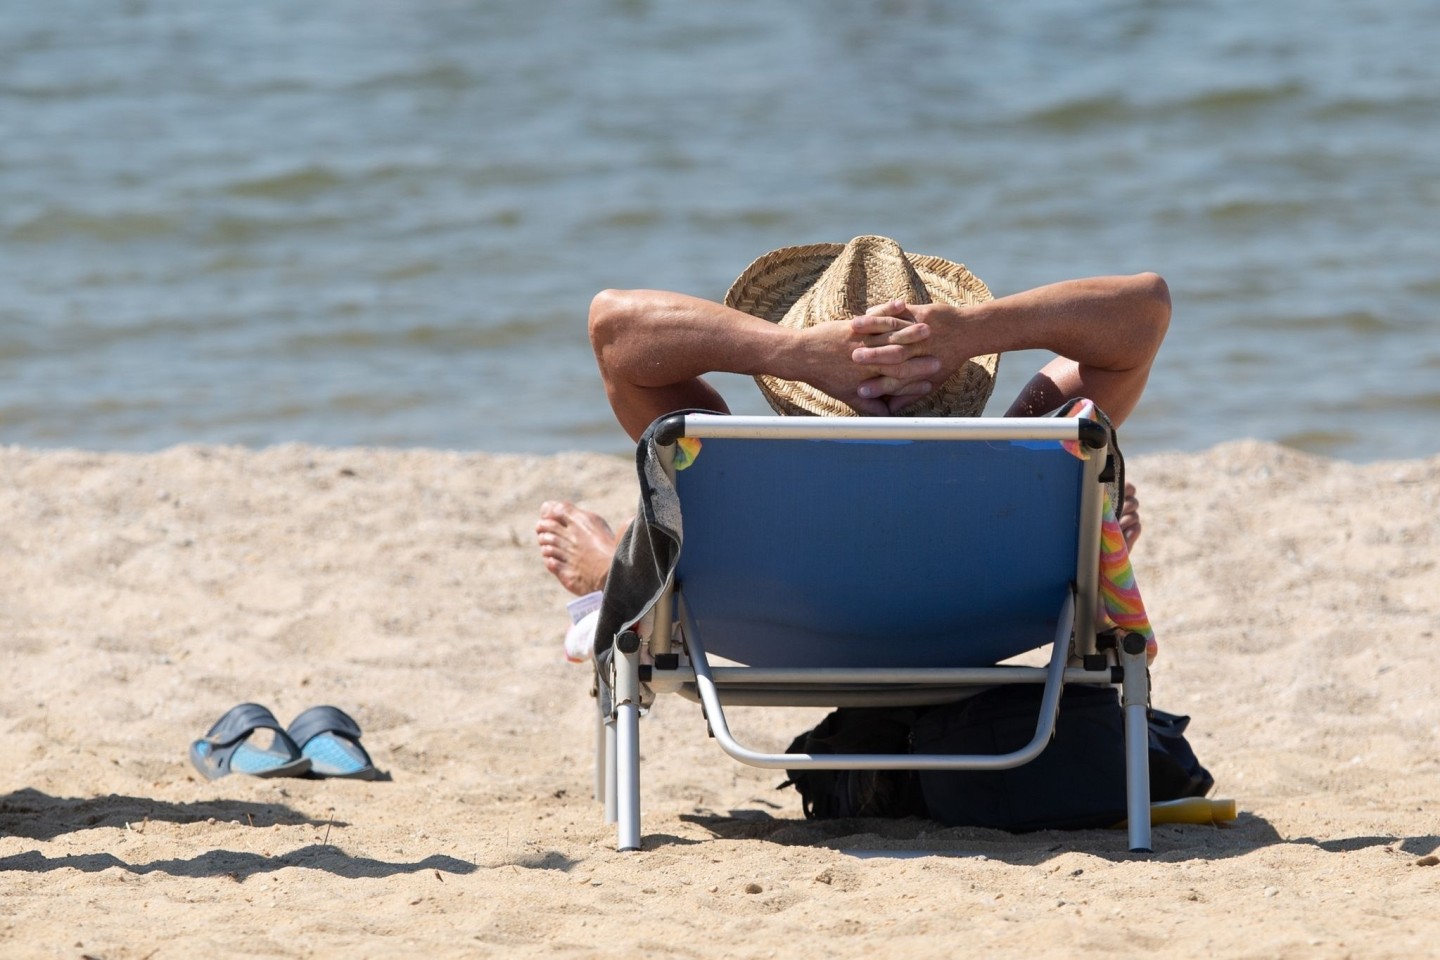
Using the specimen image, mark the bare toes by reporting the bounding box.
[532,500,619,596]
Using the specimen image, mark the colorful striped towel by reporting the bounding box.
[1063,400,1157,661]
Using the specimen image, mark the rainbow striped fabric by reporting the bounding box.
[1097,488,1157,659]
[1063,400,1157,660]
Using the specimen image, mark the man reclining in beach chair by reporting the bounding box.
[538,236,1188,851]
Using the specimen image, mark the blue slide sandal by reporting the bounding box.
[189,703,312,780]
[288,705,379,780]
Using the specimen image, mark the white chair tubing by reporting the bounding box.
[687,593,1075,772]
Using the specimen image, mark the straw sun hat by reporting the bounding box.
[724,235,998,418]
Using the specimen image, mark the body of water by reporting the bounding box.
[3,0,1437,461]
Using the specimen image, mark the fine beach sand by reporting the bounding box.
[1,441,1437,959]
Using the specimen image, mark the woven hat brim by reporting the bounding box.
[724,243,999,417]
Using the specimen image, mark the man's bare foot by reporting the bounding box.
[1119,482,1142,549]
[535,501,619,596]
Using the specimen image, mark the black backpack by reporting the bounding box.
[781,686,1213,831]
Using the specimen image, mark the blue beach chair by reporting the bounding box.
[593,412,1153,853]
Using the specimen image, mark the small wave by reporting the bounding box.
[585,209,663,230]
[328,391,428,415]
[1407,277,1440,298]
[1204,197,1312,224]
[199,252,265,273]
[230,78,321,96]
[379,261,443,282]
[1024,80,1306,131]
[844,163,918,189]
[1172,79,1307,114]
[225,166,348,199]
[8,208,180,244]
[0,336,33,361]
[1278,428,1359,457]
[1356,391,1440,414]
[1023,94,1135,130]
[0,79,124,101]
[1333,311,1399,334]
[347,62,474,93]
[280,318,566,355]
[4,315,251,357]
[1259,309,1397,334]
[182,402,312,431]
[205,213,349,243]
[0,394,169,436]
[688,208,790,230]
[71,267,148,287]
[1311,92,1440,121]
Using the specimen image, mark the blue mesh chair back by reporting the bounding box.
[672,435,1083,669]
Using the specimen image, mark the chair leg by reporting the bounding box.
[1120,638,1153,853]
[615,701,641,851]
[613,638,644,852]
[603,716,618,824]
[595,681,611,806]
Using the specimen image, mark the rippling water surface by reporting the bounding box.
[3,0,1437,461]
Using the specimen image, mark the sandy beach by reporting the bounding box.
[1,440,1437,959]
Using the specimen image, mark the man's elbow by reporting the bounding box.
[1130,272,1171,348]
[589,288,635,353]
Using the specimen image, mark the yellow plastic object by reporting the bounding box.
[1114,797,1238,829]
